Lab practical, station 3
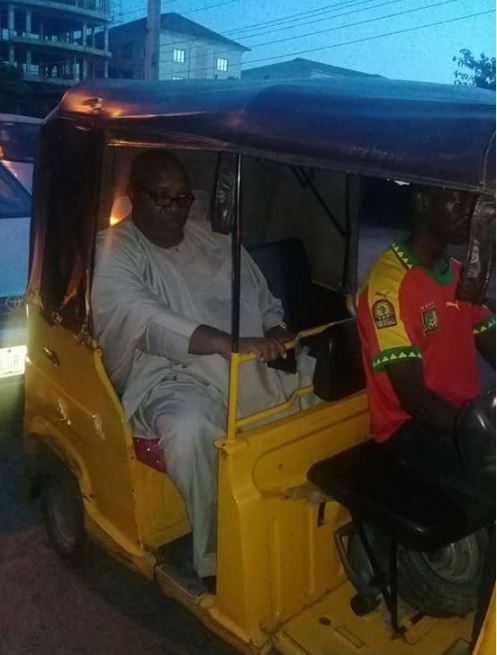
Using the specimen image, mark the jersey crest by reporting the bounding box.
[373,299,397,329]
[422,305,439,333]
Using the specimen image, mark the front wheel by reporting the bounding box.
[344,524,488,618]
[397,530,489,618]
[41,472,86,565]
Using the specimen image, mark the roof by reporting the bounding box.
[56,77,495,192]
[242,58,382,80]
[109,12,249,51]
[0,113,42,124]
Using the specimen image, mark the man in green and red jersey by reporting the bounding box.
[357,187,495,500]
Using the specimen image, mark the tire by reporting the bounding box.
[41,471,86,565]
[397,530,489,618]
[344,524,488,618]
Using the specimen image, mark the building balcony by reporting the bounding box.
[0,0,110,22]
[3,31,110,57]
[23,69,78,83]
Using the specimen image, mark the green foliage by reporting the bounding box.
[453,49,496,90]
[0,61,23,82]
[0,61,27,95]
[0,61,68,116]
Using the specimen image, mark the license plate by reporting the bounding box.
[0,345,26,378]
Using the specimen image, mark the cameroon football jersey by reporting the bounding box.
[357,239,495,442]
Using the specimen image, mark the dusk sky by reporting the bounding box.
[115,0,496,84]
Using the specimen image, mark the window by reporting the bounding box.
[0,122,39,162]
[216,57,228,72]
[173,48,185,63]
[0,163,30,219]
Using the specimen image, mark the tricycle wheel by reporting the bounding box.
[397,530,488,618]
[41,472,86,564]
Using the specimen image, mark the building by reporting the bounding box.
[109,12,249,81]
[242,58,382,82]
[0,0,111,83]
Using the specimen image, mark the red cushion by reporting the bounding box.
[133,437,166,473]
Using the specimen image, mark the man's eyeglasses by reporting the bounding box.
[139,185,195,209]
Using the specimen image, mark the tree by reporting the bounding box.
[0,61,67,116]
[453,49,496,90]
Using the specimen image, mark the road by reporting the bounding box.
[0,397,238,655]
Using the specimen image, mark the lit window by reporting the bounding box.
[173,48,185,63]
[216,57,228,72]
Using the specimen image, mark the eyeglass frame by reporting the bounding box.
[137,184,195,209]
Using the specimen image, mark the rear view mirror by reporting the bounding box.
[209,152,238,234]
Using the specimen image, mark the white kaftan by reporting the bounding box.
[91,194,315,576]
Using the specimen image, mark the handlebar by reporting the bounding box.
[236,318,354,364]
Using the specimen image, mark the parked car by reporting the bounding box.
[0,114,40,389]
[0,161,31,386]
[0,113,41,191]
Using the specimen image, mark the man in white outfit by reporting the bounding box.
[92,150,314,580]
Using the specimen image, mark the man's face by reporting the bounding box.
[129,163,193,248]
[421,189,476,245]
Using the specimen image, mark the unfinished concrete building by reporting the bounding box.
[0,0,111,83]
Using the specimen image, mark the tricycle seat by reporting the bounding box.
[308,439,492,552]
[133,437,166,473]
[248,238,349,331]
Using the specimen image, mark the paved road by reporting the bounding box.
[0,406,237,655]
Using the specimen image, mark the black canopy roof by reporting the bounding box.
[56,77,495,192]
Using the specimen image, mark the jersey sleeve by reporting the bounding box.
[362,257,422,373]
[471,304,496,336]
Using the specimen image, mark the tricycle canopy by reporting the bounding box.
[58,77,495,191]
[29,77,495,333]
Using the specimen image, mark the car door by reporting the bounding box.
[0,161,31,382]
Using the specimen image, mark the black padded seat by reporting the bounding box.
[248,238,348,331]
[308,440,492,552]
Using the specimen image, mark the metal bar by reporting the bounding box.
[389,535,403,633]
[231,152,242,353]
[344,174,361,314]
[237,317,355,363]
[230,317,356,432]
[342,174,352,291]
[354,519,394,621]
[226,153,242,440]
[291,165,346,238]
[226,353,240,440]
[236,385,314,430]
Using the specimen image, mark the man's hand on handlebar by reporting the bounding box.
[238,336,288,362]
[189,324,296,362]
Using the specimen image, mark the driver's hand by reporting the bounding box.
[238,336,288,362]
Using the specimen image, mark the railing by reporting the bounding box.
[40,0,110,12]
[226,320,352,440]
[0,0,111,15]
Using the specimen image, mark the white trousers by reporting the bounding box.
[152,387,226,578]
[136,352,318,578]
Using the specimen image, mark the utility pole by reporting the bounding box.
[144,0,161,80]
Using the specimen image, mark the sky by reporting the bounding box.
[115,0,496,84]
